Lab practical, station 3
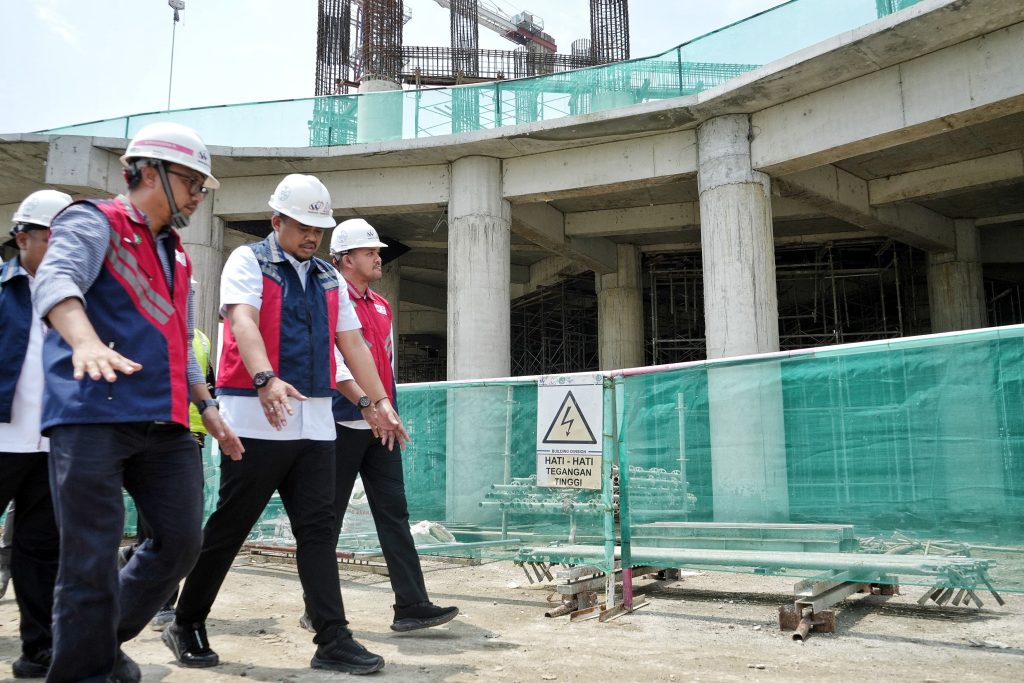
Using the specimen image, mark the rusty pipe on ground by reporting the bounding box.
[793,607,814,641]
[545,600,578,618]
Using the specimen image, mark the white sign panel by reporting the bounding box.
[536,374,603,489]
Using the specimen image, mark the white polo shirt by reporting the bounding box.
[217,245,360,441]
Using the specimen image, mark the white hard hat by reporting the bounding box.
[330,218,388,255]
[120,122,219,189]
[11,189,73,233]
[268,174,336,229]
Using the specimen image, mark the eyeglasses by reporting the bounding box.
[166,169,209,196]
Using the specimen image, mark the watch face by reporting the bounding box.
[358,395,371,408]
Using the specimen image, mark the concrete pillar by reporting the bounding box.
[928,219,986,332]
[697,114,788,522]
[698,115,779,358]
[445,156,511,525]
[446,156,511,380]
[376,260,402,373]
[596,244,644,370]
[180,197,224,347]
[356,80,403,143]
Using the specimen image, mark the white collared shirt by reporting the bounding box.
[217,243,359,441]
[0,274,49,453]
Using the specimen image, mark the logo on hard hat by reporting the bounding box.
[366,230,375,239]
[309,200,329,215]
[277,188,291,202]
[198,150,208,163]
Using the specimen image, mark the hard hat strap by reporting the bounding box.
[155,162,190,229]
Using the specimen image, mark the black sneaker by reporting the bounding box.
[108,650,141,683]
[162,622,219,668]
[311,633,384,674]
[12,648,50,678]
[391,602,459,632]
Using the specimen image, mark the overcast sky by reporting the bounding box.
[0,0,791,134]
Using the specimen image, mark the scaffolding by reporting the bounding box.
[397,337,447,384]
[450,0,480,79]
[510,277,599,376]
[362,0,404,83]
[589,0,630,65]
[645,240,932,365]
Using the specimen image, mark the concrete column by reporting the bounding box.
[446,156,511,380]
[698,115,779,358]
[445,156,511,525]
[697,114,787,522]
[596,244,644,370]
[356,80,403,143]
[376,260,402,374]
[180,197,224,347]
[928,219,986,332]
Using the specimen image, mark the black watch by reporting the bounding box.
[252,370,276,389]
[196,398,219,414]
[357,395,372,409]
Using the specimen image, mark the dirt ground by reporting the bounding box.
[2,554,1022,682]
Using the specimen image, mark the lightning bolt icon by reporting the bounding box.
[560,406,575,437]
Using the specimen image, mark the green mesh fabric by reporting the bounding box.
[618,326,1024,593]
[39,0,925,147]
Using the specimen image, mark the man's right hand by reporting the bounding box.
[258,377,307,430]
[72,338,142,382]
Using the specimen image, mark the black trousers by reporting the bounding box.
[0,451,58,658]
[47,423,203,683]
[176,437,348,642]
[333,425,428,608]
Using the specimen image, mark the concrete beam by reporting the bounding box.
[869,149,1024,204]
[512,203,617,274]
[564,196,823,237]
[44,137,122,195]
[752,21,1024,175]
[977,212,1024,227]
[214,165,449,219]
[398,250,529,283]
[398,309,446,335]
[503,130,697,203]
[638,230,870,254]
[400,278,447,310]
[775,165,955,252]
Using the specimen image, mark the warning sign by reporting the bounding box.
[542,391,597,444]
[536,374,603,490]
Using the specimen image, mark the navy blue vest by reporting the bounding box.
[218,235,339,398]
[41,200,193,431]
[0,257,33,423]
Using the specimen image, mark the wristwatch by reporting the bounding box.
[357,395,372,409]
[196,398,220,414]
[252,370,276,389]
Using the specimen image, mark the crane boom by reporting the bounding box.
[432,0,557,52]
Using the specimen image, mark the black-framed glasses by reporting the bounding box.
[166,169,209,196]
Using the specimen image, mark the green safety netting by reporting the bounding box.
[37,0,925,148]
[617,325,1024,595]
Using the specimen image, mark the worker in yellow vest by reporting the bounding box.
[187,328,213,447]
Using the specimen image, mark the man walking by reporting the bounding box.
[33,122,242,683]
[165,174,405,674]
[0,190,70,677]
[325,218,458,632]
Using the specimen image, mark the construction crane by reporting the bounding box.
[431,0,557,53]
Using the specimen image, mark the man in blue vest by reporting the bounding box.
[33,122,243,683]
[0,189,71,678]
[165,174,406,675]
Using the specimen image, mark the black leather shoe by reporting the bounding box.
[162,622,219,668]
[108,650,141,683]
[391,602,459,632]
[311,633,384,674]
[12,648,50,678]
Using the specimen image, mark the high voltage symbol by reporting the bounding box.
[542,391,597,444]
